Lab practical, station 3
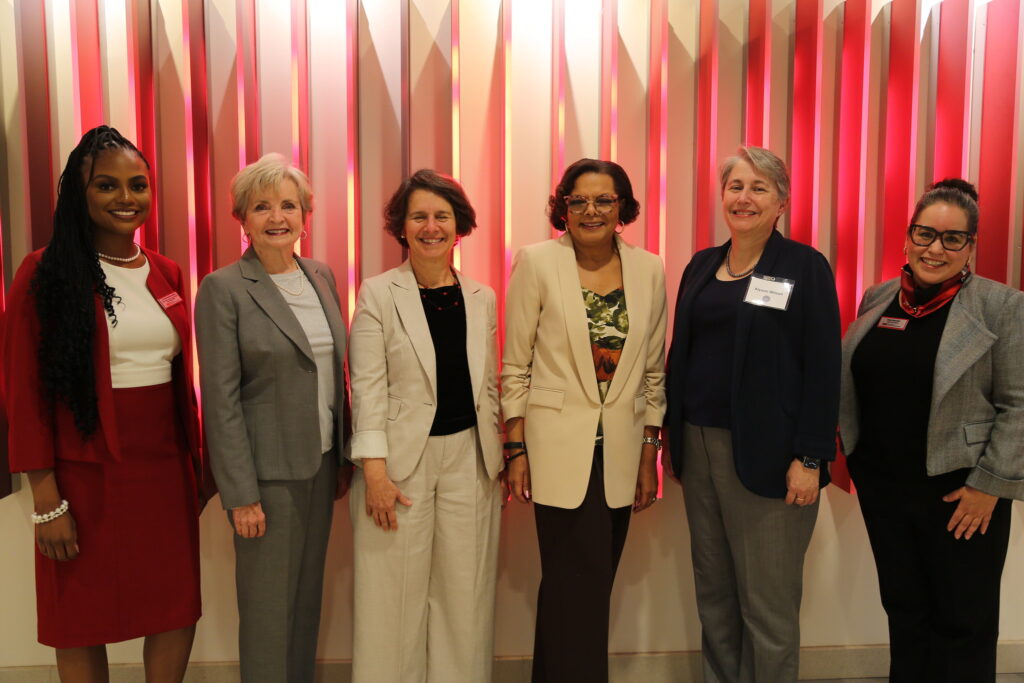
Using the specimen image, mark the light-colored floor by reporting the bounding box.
[803,677,1024,683]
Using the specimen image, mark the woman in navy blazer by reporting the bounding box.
[664,146,840,683]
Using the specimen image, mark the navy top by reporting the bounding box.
[420,284,477,436]
[683,276,749,428]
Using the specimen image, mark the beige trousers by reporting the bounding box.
[350,426,501,683]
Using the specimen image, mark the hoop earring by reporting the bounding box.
[301,230,308,240]
[615,225,624,234]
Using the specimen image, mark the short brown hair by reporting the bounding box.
[383,169,477,245]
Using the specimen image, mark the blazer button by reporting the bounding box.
[306,369,314,374]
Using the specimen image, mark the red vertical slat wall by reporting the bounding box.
[551,0,566,197]
[832,0,872,492]
[695,0,718,251]
[933,0,974,181]
[646,0,668,256]
[292,0,311,257]
[790,0,823,247]
[881,0,922,278]
[600,0,618,161]
[977,0,1021,281]
[188,0,213,281]
[72,0,104,132]
[129,0,159,249]
[745,0,770,146]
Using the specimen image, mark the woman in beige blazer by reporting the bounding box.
[348,170,503,683]
[839,179,1024,682]
[502,158,666,683]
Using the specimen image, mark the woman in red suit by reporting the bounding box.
[4,126,203,681]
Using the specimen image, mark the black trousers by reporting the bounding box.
[849,460,1012,683]
[531,446,631,683]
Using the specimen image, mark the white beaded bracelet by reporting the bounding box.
[31,499,69,525]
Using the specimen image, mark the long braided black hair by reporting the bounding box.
[30,125,150,436]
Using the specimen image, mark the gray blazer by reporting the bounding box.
[839,275,1024,499]
[195,247,348,509]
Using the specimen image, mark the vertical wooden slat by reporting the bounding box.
[186,0,211,281]
[346,0,360,318]
[551,0,566,196]
[72,0,103,131]
[291,0,310,257]
[646,0,667,257]
[789,0,822,247]
[978,0,1021,282]
[238,0,260,165]
[746,0,771,146]
[600,0,618,160]
[695,0,718,251]
[881,0,922,278]
[933,0,974,181]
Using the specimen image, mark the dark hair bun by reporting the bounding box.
[932,178,978,203]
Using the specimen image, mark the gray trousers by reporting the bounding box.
[681,423,818,683]
[234,453,337,683]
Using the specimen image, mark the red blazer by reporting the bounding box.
[4,247,202,478]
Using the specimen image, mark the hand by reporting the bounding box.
[507,454,531,504]
[335,461,354,500]
[784,459,819,507]
[499,469,512,509]
[660,430,679,484]
[363,459,412,531]
[232,502,267,538]
[35,513,79,561]
[943,485,998,540]
[633,452,659,512]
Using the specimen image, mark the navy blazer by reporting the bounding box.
[666,229,841,497]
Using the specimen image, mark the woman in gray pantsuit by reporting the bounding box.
[195,153,350,682]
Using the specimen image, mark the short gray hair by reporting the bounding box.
[719,146,791,204]
[231,153,313,221]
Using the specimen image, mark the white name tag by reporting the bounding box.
[877,316,909,330]
[743,274,794,311]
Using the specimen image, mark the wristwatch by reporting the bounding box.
[642,436,663,450]
[799,456,821,471]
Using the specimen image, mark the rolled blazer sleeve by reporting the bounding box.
[194,274,259,509]
[643,262,668,427]
[794,252,842,461]
[966,290,1024,499]
[500,247,542,421]
[348,282,390,460]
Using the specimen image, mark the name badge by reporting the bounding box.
[877,316,909,331]
[743,274,794,311]
[157,292,184,309]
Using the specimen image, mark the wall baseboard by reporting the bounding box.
[3,643,1023,682]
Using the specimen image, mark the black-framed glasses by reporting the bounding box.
[564,194,619,215]
[908,224,973,251]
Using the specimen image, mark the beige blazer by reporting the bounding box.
[501,233,667,509]
[348,261,502,482]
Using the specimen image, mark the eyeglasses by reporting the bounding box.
[908,224,974,252]
[564,194,619,215]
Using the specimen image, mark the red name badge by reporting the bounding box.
[877,316,909,331]
[157,292,184,309]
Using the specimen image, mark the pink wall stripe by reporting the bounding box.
[346,0,360,320]
[933,0,974,181]
[17,0,55,249]
[187,0,212,280]
[745,0,771,146]
[977,0,1021,282]
[789,0,823,247]
[881,0,922,279]
[451,0,462,268]
[238,0,261,167]
[694,0,718,251]
[599,0,618,161]
[551,0,565,192]
[71,0,103,133]
[128,0,159,249]
[292,0,311,257]
[646,0,668,257]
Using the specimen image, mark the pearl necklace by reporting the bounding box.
[273,258,305,296]
[97,244,141,263]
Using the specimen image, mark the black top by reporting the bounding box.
[420,284,477,436]
[851,291,954,480]
[666,230,841,498]
[683,276,749,428]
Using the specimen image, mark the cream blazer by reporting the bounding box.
[501,233,667,508]
[348,261,503,482]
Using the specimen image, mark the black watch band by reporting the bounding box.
[800,456,821,471]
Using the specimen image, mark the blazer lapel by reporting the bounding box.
[240,248,314,362]
[556,234,600,404]
[143,254,191,360]
[92,296,120,459]
[732,229,784,380]
[932,282,996,410]
[390,261,437,400]
[299,257,347,366]
[457,271,486,404]
[604,236,650,404]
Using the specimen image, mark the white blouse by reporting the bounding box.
[100,258,182,388]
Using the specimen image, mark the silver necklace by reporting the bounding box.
[97,244,141,263]
[724,245,756,279]
[273,259,305,296]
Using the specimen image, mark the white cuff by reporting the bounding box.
[350,430,389,460]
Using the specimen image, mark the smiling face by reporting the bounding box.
[404,189,457,265]
[721,159,786,239]
[906,201,974,287]
[564,172,620,250]
[84,148,152,242]
[242,179,304,254]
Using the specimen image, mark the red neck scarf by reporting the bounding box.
[898,264,969,318]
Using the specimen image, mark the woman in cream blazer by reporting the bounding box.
[348,170,502,683]
[502,159,666,683]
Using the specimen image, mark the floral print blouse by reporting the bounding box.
[582,287,629,442]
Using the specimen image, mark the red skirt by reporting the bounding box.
[36,382,201,648]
